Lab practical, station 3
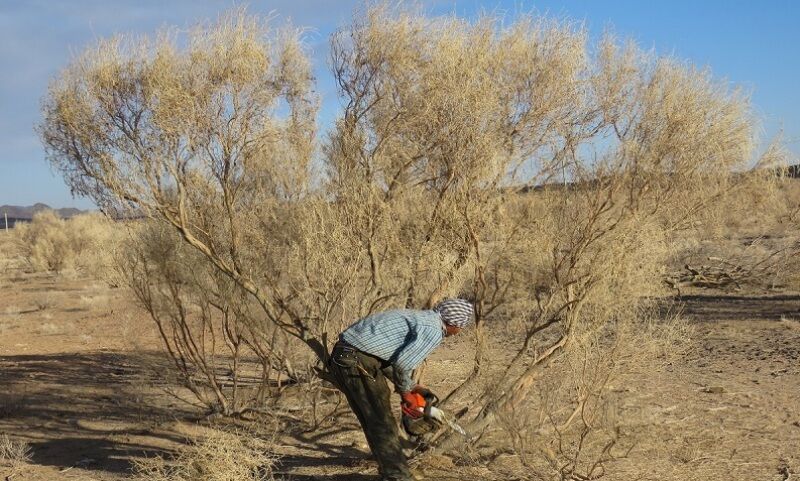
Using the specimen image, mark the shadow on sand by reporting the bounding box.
[0,351,190,475]
[0,350,379,479]
[663,293,800,322]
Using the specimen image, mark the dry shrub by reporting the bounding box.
[0,434,32,473]
[132,429,277,481]
[39,4,781,476]
[496,313,692,480]
[664,168,800,293]
[667,238,800,292]
[118,220,307,416]
[13,210,69,272]
[0,231,23,277]
[12,210,120,278]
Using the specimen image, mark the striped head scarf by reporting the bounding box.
[433,298,475,328]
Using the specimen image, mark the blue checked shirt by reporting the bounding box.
[340,309,446,392]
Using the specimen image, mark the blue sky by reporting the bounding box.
[1,1,798,209]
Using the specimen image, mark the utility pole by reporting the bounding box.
[3,211,7,233]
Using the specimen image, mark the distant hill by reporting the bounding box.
[0,203,86,220]
[0,204,88,228]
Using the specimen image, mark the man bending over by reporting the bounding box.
[328,298,474,481]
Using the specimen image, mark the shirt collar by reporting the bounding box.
[436,312,447,336]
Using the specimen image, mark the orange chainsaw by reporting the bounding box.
[401,390,469,439]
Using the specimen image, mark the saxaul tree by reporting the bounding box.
[40,5,771,462]
[321,6,763,455]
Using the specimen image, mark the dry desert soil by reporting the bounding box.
[1,232,799,481]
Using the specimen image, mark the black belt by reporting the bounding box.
[332,339,391,369]
[334,339,358,352]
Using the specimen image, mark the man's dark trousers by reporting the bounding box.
[329,341,413,481]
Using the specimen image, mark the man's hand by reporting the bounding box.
[401,391,425,418]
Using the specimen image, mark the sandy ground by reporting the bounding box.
[1,233,799,480]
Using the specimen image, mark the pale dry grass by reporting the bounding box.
[0,230,24,274]
[132,429,278,481]
[36,320,74,336]
[0,434,32,474]
[1,306,22,334]
[79,293,108,308]
[33,291,57,311]
[780,316,800,331]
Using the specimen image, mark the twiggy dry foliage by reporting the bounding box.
[12,210,120,277]
[496,313,692,480]
[119,220,306,415]
[132,429,277,481]
[0,434,32,472]
[39,4,778,474]
[666,167,798,293]
[39,8,325,356]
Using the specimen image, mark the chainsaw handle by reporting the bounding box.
[420,390,439,418]
[422,391,439,405]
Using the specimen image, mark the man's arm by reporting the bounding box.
[390,325,442,392]
[393,365,417,393]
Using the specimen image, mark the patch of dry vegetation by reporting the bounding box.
[12,210,120,278]
[36,4,789,479]
[132,429,278,481]
[0,434,32,475]
[666,174,800,293]
[117,220,309,415]
[493,312,693,479]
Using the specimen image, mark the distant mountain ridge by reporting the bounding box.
[0,203,87,220]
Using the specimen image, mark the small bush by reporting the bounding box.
[117,220,306,416]
[13,210,119,277]
[0,434,32,470]
[34,291,57,311]
[496,313,692,480]
[132,429,277,481]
